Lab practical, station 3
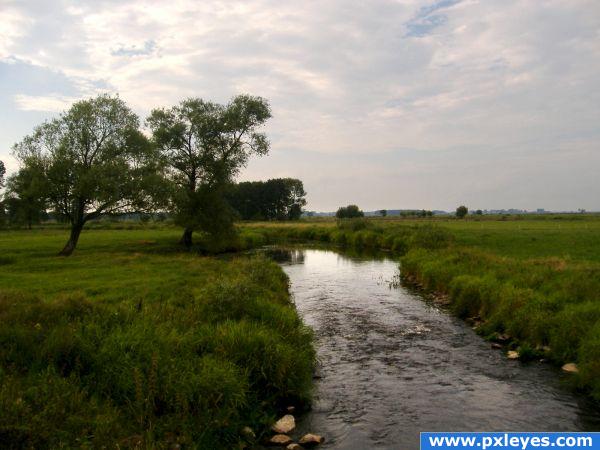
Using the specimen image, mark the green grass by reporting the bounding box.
[242,214,600,261]
[240,215,600,400]
[2,214,600,447]
[0,228,314,449]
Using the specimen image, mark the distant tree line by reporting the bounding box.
[227,178,306,220]
[1,93,281,255]
[399,209,433,218]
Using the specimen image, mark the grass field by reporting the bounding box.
[241,214,600,400]
[243,214,600,261]
[1,214,599,447]
[0,228,314,449]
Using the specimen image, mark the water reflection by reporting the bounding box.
[261,247,306,264]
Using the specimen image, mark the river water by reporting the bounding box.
[266,247,600,450]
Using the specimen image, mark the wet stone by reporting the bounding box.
[298,434,325,447]
[272,414,295,434]
[269,434,292,446]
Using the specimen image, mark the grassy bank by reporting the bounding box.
[240,216,600,400]
[0,229,314,449]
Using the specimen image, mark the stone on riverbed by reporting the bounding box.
[287,444,304,450]
[272,414,296,434]
[507,350,519,359]
[491,333,511,344]
[269,434,292,446]
[298,434,325,447]
[562,363,579,374]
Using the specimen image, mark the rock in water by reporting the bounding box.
[507,350,519,359]
[272,415,296,434]
[269,434,292,446]
[287,444,304,450]
[298,434,325,447]
[562,363,579,374]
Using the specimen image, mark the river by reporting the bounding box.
[265,247,600,450]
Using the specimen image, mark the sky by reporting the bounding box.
[1,0,599,212]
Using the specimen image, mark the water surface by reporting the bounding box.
[267,247,600,450]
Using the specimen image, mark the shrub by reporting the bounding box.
[335,204,364,219]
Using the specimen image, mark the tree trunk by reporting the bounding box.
[59,223,84,256]
[180,228,193,248]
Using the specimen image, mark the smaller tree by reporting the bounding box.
[379,209,387,217]
[4,165,47,229]
[456,205,468,219]
[336,204,364,219]
[475,209,483,215]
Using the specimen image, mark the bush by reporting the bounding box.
[335,204,364,219]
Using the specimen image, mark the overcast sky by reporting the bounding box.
[1,0,599,211]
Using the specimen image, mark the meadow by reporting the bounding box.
[241,214,600,400]
[0,228,314,449]
[1,214,600,448]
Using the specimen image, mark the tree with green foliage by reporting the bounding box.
[456,205,468,219]
[227,178,306,220]
[148,95,271,247]
[3,165,47,229]
[336,204,364,219]
[475,209,483,215]
[12,94,164,255]
[379,209,387,217]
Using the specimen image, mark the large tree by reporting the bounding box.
[147,95,271,247]
[13,94,164,255]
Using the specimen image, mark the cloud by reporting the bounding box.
[13,94,78,112]
[0,0,599,210]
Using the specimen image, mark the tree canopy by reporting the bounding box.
[227,178,306,220]
[147,95,272,247]
[12,94,164,255]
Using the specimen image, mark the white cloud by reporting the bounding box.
[0,7,33,59]
[13,94,79,113]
